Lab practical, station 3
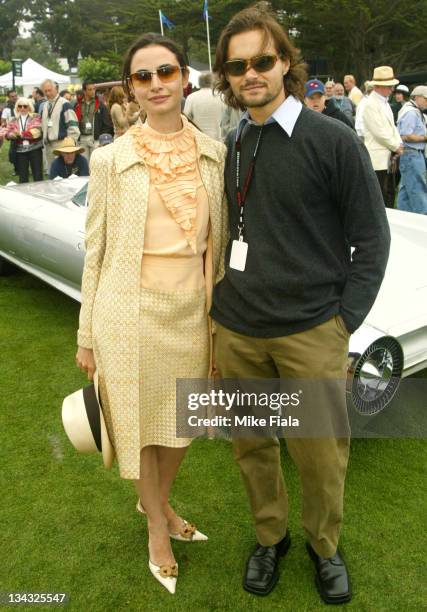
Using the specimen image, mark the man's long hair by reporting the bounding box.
[214,5,308,109]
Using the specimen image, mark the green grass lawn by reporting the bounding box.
[0,272,426,612]
[0,140,17,185]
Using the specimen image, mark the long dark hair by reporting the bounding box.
[214,5,308,108]
[122,32,188,101]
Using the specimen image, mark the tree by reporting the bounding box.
[0,0,28,60]
[12,33,63,72]
[26,0,427,82]
[0,59,12,75]
[28,0,116,67]
[277,0,427,82]
[78,56,120,83]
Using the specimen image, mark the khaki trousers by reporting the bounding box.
[79,134,98,162]
[215,316,350,558]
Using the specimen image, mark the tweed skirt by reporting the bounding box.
[138,286,209,449]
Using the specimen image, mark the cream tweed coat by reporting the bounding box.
[77,124,228,479]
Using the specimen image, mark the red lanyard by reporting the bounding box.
[235,125,264,239]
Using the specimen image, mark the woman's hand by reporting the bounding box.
[76,346,96,381]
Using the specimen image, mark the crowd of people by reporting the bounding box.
[0,61,425,214]
[185,68,427,215]
[301,72,427,215]
[0,79,145,183]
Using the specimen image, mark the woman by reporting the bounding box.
[5,97,43,183]
[75,33,228,594]
[108,85,140,138]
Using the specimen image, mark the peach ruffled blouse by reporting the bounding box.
[129,116,210,292]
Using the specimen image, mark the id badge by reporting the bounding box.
[22,140,30,147]
[229,239,248,271]
[85,122,92,130]
[47,119,53,128]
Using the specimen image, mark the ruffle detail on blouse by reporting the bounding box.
[129,117,198,253]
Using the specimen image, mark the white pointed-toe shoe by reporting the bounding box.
[170,521,208,542]
[148,559,178,594]
[136,500,208,542]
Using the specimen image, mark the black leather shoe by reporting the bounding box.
[243,531,291,596]
[306,543,352,604]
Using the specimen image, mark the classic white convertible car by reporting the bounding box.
[1,177,426,416]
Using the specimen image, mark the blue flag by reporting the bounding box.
[202,0,210,20]
[160,10,174,29]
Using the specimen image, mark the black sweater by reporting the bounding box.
[210,107,390,337]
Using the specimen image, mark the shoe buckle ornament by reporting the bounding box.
[180,522,196,539]
[159,564,178,578]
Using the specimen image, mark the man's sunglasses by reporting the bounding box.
[128,65,186,87]
[224,54,281,77]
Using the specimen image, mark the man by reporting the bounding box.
[355,80,374,141]
[60,89,73,103]
[396,85,427,214]
[331,83,355,123]
[220,104,242,141]
[184,72,225,140]
[363,66,403,208]
[343,74,363,106]
[391,84,410,124]
[49,137,89,179]
[304,79,354,128]
[212,6,390,604]
[1,90,18,174]
[74,81,113,161]
[98,132,113,147]
[324,80,335,99]
[1,90,17,125]
[41,79,80,169]
[32,87,46,114]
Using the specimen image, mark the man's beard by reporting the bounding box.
[234,80,284,109]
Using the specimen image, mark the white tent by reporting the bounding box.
[188,66,202,87]
[0,58,70,96]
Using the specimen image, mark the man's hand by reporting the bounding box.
[75,346,96,381]
[394,144,404,157]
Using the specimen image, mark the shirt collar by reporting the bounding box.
[236,95,302,140]
[372,90,390,105]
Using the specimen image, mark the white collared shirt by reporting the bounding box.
[371,90,390,107]
[371,90,394,123]
[236,95,303,140]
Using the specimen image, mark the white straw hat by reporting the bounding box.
[370,66,399,87]
[62,370,115,469]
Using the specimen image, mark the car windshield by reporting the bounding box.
[72,183,88,207]
[3,178,88,206]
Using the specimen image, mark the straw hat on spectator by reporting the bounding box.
[370,66,399,87]
[53,137,85,155]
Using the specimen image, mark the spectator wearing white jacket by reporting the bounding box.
[184,72,225,141]
[363,66,403,208]
[355,81,374,140]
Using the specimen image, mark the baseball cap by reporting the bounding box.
[98,133,113,146]
[395,84,409,94]
[304,79,325,97]
[411,85,427,98]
